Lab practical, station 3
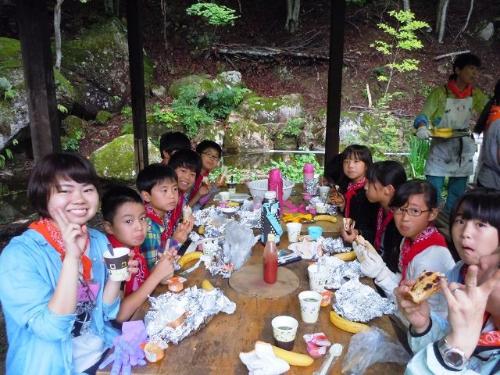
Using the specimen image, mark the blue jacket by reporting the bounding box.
[0,228,120,375]
[405,261,500,374]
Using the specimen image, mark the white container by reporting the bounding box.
[298,290,322,323]
[286,222,302,243]
[103,247,130,281]
[246,179,294,201]
[307,264,327,292]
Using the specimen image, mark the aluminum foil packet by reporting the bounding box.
[324,260,362,289]
[321,237,351,254]
[145,286,236,347]
[333,278,395,322]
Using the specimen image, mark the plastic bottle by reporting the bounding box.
[268,168,284,208]
[303,163,316,199]
[263,233,278,284]
[260,191,283,243]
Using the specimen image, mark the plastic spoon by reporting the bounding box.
[313,343,343,375]
[107,243,114,256]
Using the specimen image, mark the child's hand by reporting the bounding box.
[340,226,358,243]
[395,279,431,333]
[126,252,140,280]
[443,266,500,359]
[198,184,210,196]
[152,252,174,280]
[51,208,87,260]
[172,219,194,244]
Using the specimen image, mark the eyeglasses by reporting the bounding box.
[202,152,220,161]
[392,207,431,217]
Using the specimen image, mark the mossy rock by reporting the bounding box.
[0,37,22,75]
[95,110,113,124]
[168,74,214,100]
[192,121,225,146]
[61,18,153,117]
[62,115,87,135]
[224,112,272,153]
[274,134,298,150]
[90,134,161,180]
[238,93,304,124]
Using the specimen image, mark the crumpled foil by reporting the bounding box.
[333,278,395,322]
[321,237,351,254]
[237,208,261,229]
[145,286,236,347]
[325,261,363,289]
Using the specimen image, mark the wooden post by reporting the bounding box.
[126,0,148,171]
[16,0,60,160]
[324,0,346,168]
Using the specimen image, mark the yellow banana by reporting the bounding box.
[256,341,313,366]
[329,310,369,334]
[201,279,214,291]
[313,214,337,223]
[333,251,356,261]
[178,251,202,268]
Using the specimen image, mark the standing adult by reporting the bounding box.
[414,53,488,212]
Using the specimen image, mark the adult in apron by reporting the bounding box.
[414,53,488,212]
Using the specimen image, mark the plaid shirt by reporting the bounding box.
[141,217,163,270]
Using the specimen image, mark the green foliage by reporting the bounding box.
[121,122,133,135]
[150,103,178,128]
[269,153,323,183]
[57,104,69,114]
[0,140,17,169]
[408,136,429,178]
[121,105,132,118]
[283,118,305,137]
[62,128,84,152]
[186,3,239,27]
[0,77,16,100]
[202,86,250,119]
[371,10,429,94]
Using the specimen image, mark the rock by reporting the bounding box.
[90,134,161,179]
[168,74,214,100]
[151,84,167,98]
[217,71,242,86]
[0,37,75,152]
[61,18,153,118]
[477,22,494,41]
[274,134,298,150]
[62,115,87,134]
[95,110,113,125]
[224,112,273,152]
[238,93,304,124]
[98,129,110,138]
[192,121,225,146]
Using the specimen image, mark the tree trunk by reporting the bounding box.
[285,0,300,33]
[437,0,450,43]
[54,0,64,69]
[454,0,474,41]
[403,0,410,11]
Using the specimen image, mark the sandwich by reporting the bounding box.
[408,271,445,304]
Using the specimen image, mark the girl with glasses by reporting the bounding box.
[353,180,455,318]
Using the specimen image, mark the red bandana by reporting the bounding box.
[144,196,183,248]
[478,330,500,348]
[485,105,500,132]
[107,234,149,296]
[399,226,447,282]
[29,218,92,281]
[374,207,394,251]
[344,178,366,218]
[447,80,473,99]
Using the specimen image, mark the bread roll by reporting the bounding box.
[408,271,445,304]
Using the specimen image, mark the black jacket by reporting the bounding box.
[380,219,402,274]
[344,188,378,244]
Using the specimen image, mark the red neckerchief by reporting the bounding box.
[447,80,473,99]
[485,105,500,132]
[399,226,447,282]
[190,170,208,201]
[144,199,183,248]
[29,218,92,281]
[374,207,394,251]
[107,234,149,296]
[344,178,366,218]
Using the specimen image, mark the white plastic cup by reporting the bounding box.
[315,202,327,214]
[307,264,326,292]
[271,315,299,350]
[103,247,130,281]
[286,222,302,243]
[319,185,331,201]
[219,191,230,201]
[298,290,322,323]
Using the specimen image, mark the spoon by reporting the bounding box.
[107,243,114,257]
[313,343,343,375]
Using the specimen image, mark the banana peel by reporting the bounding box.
[256,341,314,366]
[178,251,202,268]
[333,251,356,261]
[313,214,337,223]
[201,279,214,291]
[329,310,370,334]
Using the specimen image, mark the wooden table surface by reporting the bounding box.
[99,218,405,375]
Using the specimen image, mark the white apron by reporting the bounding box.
[425,95,476,177]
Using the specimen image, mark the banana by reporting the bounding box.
[198,225,205,235]
[333,251,356,261]
[329,310,369,334]
[313,214,338,223]
[178,251,202,268]
[201,279,214,291]
[256,341,314,366]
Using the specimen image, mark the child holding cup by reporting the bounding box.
[0,153,136,374]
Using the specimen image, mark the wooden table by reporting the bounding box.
[99,219,405,375]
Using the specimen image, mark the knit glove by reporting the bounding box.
[416,126,432,140]
[352,242,386,280]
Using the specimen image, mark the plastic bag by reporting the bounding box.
[222,221,258,270]
[341,327,410,375]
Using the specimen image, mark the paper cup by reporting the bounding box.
[103,247,130,282]
[286,222,302,243]
[298,291,322,323]
[271,315,299,350]
[315,202,327,214]
[319,186,331,201]
[308,264,327,292]
[219,191,230,201]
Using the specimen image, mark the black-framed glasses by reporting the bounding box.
[201,152,220,161]
[392,207,431,217]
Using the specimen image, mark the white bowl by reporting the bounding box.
[246,179,294,201]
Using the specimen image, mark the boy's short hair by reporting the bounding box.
[28,152,99,218]
[453,53,481,71]
[136,163,177,193]
[159,131,191,158]
[168,149,202,177]
[196,140,222,159]
[101,185,143,223]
